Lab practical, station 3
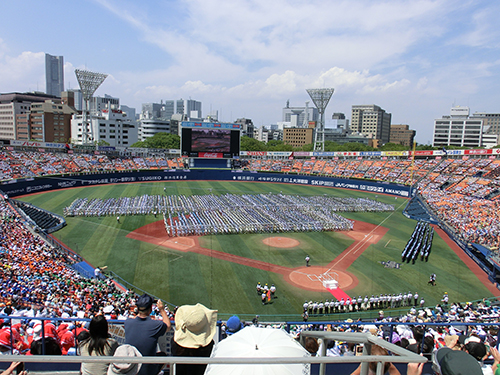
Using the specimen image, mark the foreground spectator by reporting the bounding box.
[107,344,142,375]
[79,315,119,375]
[0,362,27,375]
[349,345,401,375]
[431,346,482,375]
[171,303,217,375]
[124,294,171,375]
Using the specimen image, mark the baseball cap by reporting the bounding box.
[136,294,154,310]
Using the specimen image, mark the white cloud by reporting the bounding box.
[0,51,45,92]
[451,6,500,48]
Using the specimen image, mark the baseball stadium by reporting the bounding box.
[1,144,500,373]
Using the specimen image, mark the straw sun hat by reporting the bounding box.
[174,303,218,349]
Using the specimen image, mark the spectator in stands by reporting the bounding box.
[79,315,119,375]
[349,344,401,375]
[432,346,482,375]
[304,337,319,356]
[107,344,142,375]
[223,315,244,338]
[124,294,171,375]
[30,321,62,355]
[171,303,217,375]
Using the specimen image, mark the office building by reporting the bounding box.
[67,89,83,111]
[0,92,57,141]
[471,112,500,135]
[161,100,175,119]
[254,127,269,143]
[142,102,163,120]
[28,96,76,143]
[45,54,64,97]
[142,99,202,121]
[120,105,137,122]
[351,104,391,143]
[138,119,173,142]
[324,128,369,146]
[432,106,483,148]
[235,118,255,138]
[90,95,119,115]
[282,101,318,127]
[71,107,138,147]
[330,113,349,129]
[177,99,202,119]
[283,122,316,147]
[390,124,416,147]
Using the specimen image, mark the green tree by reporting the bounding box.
[267,140,294,151]
[324,141,341,151]
[337,142,373,152]
[240,136,267,151]
[415,144,436,150]
[130,133,180,149]
[379,142,408,151]
[301,143,314,152]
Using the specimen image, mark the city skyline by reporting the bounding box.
[1,0,499,144]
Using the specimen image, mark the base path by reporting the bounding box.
[127,219,387,293]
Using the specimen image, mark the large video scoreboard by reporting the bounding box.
[181,121,241,158]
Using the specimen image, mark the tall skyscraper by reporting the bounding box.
[45,54,64,97]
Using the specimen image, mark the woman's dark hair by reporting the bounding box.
[84,315,110,355]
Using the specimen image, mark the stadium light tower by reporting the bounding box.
[306,88,334,152]
[75,69,108,145]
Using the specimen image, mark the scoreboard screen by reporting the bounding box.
[181,123,240,158]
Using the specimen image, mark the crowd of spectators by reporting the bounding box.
[3,148,500,247]
[0,150,497,189]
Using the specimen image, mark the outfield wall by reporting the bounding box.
[0,169,412,198]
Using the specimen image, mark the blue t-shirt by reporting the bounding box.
[125,316,168,375]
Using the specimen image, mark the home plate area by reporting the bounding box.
[286,266,357,295]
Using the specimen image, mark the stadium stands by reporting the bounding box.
[3,147,500,375]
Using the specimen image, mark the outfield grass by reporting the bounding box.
[17,181,494,318]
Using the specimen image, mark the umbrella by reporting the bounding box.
[205,326,310,375]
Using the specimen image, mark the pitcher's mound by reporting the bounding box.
[262,237,300,248]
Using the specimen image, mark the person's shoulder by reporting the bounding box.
[108,338,120,353]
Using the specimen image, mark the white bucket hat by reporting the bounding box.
[107,344,142,375]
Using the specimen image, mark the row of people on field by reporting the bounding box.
[303,292,425,315]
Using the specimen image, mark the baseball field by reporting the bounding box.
[16,180,496,320]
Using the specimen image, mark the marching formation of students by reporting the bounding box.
[401,221,434,263]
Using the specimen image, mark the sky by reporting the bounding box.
[1,0,499,144]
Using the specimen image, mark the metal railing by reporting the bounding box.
[1,317,497,375]
[0,331,427,375]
